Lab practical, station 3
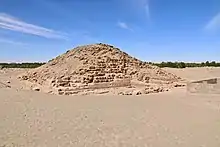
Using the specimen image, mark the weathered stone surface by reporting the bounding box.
[21,43,181,95]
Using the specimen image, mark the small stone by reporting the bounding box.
[58,91,65,95]
[174,83,186,87]
[96,90,109,94]
[133,90,142,95]
[124,91,133,95]
[136,91,142,95]
[48,91,53,94]
[118,92,124,95]
[33,87,40,91]
[6,85,11,88]
[22,76,28,80]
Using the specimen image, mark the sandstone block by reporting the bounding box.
[33,87,40,91]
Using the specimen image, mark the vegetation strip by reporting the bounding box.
[1,61,220,69]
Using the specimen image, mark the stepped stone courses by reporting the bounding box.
[21,43,182,95]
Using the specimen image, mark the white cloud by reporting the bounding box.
[205,12,220,31]
[0,13,67,39]
[117,21,133,31]
[128,0,150,21]
[145,2,150,21]
[0,38,28,46]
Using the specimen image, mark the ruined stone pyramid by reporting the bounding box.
[21,43,181,95]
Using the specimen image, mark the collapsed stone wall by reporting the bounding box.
[187,78,220,94]
[50,56,133,95]
[58,79,131,95]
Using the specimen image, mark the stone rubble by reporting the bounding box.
[0,82,11,89]
[20,43,183,95]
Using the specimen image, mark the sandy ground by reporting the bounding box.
[164,67,220,81]
[0,67,220,147]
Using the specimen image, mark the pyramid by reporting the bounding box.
[21,43,182,95]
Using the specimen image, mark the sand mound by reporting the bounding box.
[21,43,182,95]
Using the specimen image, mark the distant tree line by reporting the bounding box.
[0,61,220,69]
[149,61,220,68]
[0,63,45,69]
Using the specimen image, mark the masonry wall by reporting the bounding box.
[187,78,220,94]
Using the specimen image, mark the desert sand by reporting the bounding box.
[164,67,220,81]
[0,67,220,147]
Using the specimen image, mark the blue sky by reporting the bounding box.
[0,0,220,62]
